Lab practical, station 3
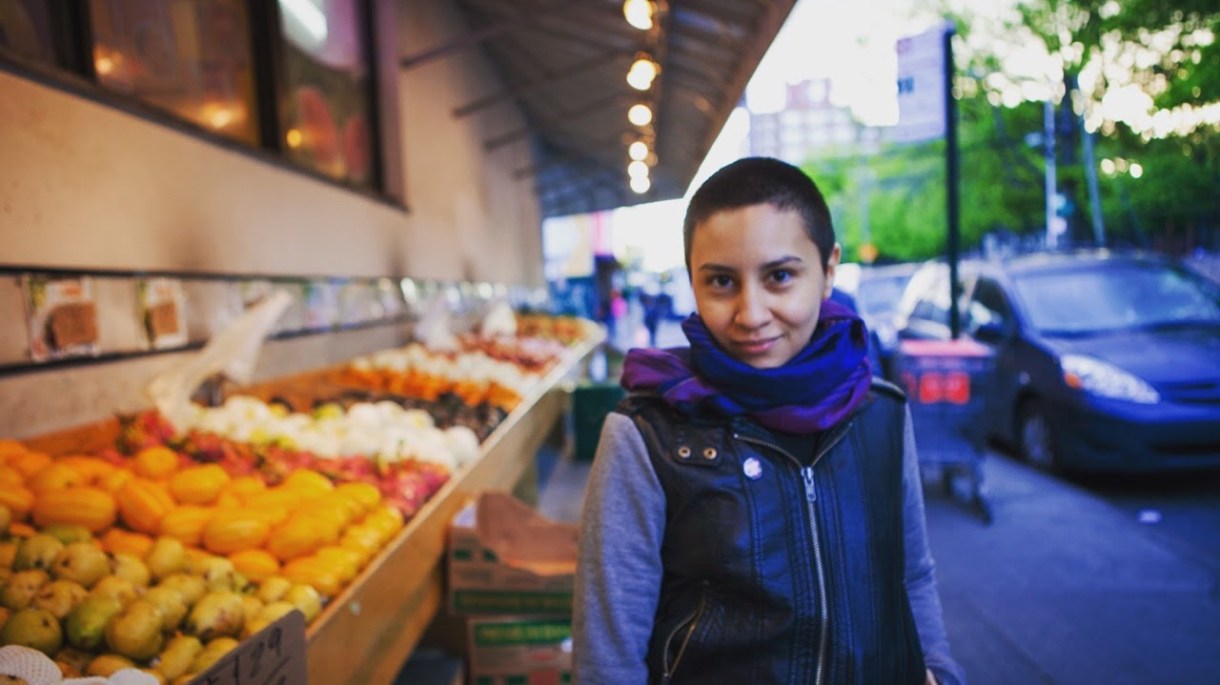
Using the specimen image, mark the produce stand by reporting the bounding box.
[17,328,604,685]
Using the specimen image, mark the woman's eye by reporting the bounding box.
[707,274,734,289]
[770,269,794,284]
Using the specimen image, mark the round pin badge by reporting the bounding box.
[743,457,763,480]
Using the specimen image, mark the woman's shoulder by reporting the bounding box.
[869,376,907,403]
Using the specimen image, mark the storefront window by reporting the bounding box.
[0,0,58,65]
[278,0,374,188]
[89,0,260,144]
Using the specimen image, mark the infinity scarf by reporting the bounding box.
[620,299,872,433]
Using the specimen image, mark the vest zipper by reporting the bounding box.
[802,465,829,685]
[661,583,708,684]
[733,423,852,685]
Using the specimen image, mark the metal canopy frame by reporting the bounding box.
[402,0,796,218]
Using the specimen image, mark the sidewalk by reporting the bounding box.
[924,454,1220,684]
[537,449,1220,684]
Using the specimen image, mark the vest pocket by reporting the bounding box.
[661,583,708,684]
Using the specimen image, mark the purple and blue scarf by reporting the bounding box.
[619,299,872,433]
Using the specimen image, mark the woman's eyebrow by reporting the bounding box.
[760,256,803,269]
[698,255,803,272]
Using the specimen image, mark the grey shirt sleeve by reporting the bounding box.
[573,412,666,684]
[901,405,967,685]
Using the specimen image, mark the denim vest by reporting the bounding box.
[618,381,925,685]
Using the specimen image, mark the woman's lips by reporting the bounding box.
[734,337,777,354]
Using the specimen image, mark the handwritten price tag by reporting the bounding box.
[190,610,308,685]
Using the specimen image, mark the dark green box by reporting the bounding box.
[572,382,625,462]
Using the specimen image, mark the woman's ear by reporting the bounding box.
[823,243,842,299]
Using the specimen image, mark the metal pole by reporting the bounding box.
[1043,99,1058,249]
[944,25,961,339]
[1081,125,1106,247]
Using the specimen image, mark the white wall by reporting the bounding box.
[0,0,544,438]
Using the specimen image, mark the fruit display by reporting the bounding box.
[0,313,600,683]
[340,342,543,413]
[514,314,595,347]
[0,484,391,682]
[0,436,409,670]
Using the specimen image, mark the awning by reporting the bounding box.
[402,0,796,218]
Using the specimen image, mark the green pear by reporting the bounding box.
[182,591,244,641]
[65,594,123,651]
[40,523,94,545]
[30,579,88,619]
[143,585,188,632]
[104,599,164,661]
[14,534,65,572]
[110,553,151,589]
[190,636,239,674]
[145,537,187,580]
[0,606,63,655]
[154,634,203,681]
[283,583,321,622]
[88,575,137,606]
[157,573,207,605]
[53,542,110,587]
[1,569,50,610]
[193,556,240,592]
[256,576,292,604]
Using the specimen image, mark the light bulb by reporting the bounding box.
[623,0,654,30]
[627,56,658,90]
[628,141,649,161]
[630,175,652,193]
[628,104,653,126]
[628,160,650,178]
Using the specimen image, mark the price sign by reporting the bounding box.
[190,610,308,685]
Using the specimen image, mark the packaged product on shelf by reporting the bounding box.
[447,492,577,617]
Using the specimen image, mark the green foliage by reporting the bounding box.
[803,0,1220,261]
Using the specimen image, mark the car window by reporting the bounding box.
[1012,261,1220,334]
[968,277,1010,332]
[856,274,911,320]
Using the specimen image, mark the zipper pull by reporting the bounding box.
[802,466,816,503]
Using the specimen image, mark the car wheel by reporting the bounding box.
[1017,400,1058,471]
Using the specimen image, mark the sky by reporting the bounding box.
[608,0,955,273]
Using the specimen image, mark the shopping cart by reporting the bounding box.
[895,338,994,524]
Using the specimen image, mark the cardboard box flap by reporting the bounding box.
[474,492,578,576]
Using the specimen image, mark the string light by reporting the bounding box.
[622,0,655,30]
[626,55,659,90]
[628,140,649,161]
[628,103,653,126]
[628,160,650,178]
[630,175,652,193]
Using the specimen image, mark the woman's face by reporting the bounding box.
[689,203,839,369]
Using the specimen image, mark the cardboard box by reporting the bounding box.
[467,615,573,685]
[448,492,578,616]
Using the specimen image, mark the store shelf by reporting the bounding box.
[20,329,604,685]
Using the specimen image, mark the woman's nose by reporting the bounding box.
[734,284,770,329]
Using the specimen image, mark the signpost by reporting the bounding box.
[895,22,961,338]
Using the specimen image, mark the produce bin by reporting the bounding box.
[571,382,624,462]
[895,338,995,524]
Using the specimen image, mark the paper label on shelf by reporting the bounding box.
[190,609,307,685]
[22,275,101,362]
[138,277,188,350]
